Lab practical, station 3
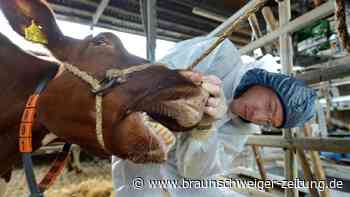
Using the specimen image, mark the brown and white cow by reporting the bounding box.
[0,0,209,194]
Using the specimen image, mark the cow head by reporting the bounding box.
[0,0,209,163]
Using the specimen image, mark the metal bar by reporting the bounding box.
[80,0,208,35]
[240,1,335,54]
[140,0,157,62]
[126,0,220,30]
[246,135,350,153]
[55,14,183,42]
[147,0,156,62]
[91,0,110,30]
[208,0,268,37]
[52,4,190,41]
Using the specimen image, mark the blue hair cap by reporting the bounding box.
[234,68,317,128]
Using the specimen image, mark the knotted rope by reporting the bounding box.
[63,63,154,151]
[63,63,106,150]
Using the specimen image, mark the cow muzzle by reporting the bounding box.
[115,87,209,163]
[144,88,209,131]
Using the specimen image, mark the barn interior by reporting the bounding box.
[1,0,350,196]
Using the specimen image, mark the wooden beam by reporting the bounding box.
[247,135,350,153]
[261,6,279,51]
[240,1,335,54]
[279,0,297,196]
[252,145,271,192]
[261,7,278,32]
[192,7,252,38]
[248,13,263,39]
[304,124,331,197]
[248,13,271,54]
[208,0,268,37]
[296,56,350,84]
[296,149,320,197]
[229,35,250,45]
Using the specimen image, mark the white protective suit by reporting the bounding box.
[112,37,275,197]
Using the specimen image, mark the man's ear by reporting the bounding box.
[0,0,79,61]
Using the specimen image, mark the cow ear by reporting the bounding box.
[0,0,63,46]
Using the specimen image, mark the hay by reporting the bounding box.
[45,178,114,197]
[5,159,113,197]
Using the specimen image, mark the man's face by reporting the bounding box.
[230,85,284,128]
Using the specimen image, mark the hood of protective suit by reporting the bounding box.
[234,68,316,128]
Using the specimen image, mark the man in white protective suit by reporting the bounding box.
[112,36,316,197]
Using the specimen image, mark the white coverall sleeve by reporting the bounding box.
[160,36,272,179]
[175,125,220,178]
[175,114,259,179]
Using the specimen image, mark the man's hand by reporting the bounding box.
[180,71,227,123]
[179,70,203,85]
[202,75,227,120]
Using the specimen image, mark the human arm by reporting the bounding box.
[175,73,228,178]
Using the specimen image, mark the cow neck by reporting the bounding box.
[1,49,58,92]
[61,62,159,153]
[0,43,58,131]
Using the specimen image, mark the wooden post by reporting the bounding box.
[296,148,320,197]
[304,124,331,197]
[248,13,264,38]
[252,145,271,192]
[279,0,298,197]
[240,1,335,54]
[248,13,270,54]
[262,7,279,31]
[261,6,279,51]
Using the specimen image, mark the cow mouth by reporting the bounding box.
[126,88,209,163]
[137,112,176,162]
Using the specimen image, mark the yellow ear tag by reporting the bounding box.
[24,20,48,44]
